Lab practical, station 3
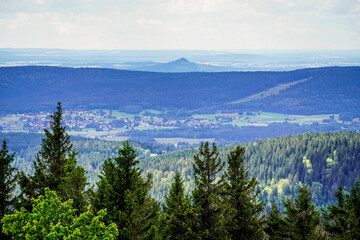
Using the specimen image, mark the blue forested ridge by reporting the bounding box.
[1,66,359,116]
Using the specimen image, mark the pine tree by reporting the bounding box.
[93,140,160,240]
[323,186,347,238]
[323,182,360,239]
[0,140,17,240]
[283,185,320,239]
[192,142,227,240]
[223,145,264,240]
[17,102,87,213]
[264,202,288,240]
[58,153,88,213]
[163,172,195,240]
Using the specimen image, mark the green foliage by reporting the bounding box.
[3,131,359,207]
[192,142,228,240]
[143,132,360,206]
[2,125,360,239]
[0,140,17,240]
[163,172,195,240]
[58,155,88,213]
[323,181,360,239]
[223,146,264,240]
[283,185,321,239]
[264,202,288,240]
[1,188,118,239]
[93,140,160,240]
[17,102,87,213]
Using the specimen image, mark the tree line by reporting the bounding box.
[1,102,360,239]
[2,66,359,117]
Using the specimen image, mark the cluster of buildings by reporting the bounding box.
[0,110,252,136]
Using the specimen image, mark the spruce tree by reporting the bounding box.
[323,182,360,239]
[163,172,195,240]
[223,145,264,240]
[192,142,227,240]
[17,102,87,213]
[93,140,160,240]
[264,202,288,240]
[0,140,17,240]
[283,185,320,239]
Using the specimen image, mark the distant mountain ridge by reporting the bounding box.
[136,57,227,72]
[0,66,359,116]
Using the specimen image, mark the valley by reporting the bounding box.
[1,0,360,236]
[1,108,350,145]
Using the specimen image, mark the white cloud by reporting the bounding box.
[0,0,359,49]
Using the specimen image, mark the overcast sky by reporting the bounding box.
[0,0,359,50]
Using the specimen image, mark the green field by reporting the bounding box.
[155,137,215,145]
[140,109,162,115]
[204,112,339,127]
[192,114,217,120]
[1,109,340,141]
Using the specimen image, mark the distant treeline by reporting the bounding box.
[124,121,357,144]
[1,66,359,117]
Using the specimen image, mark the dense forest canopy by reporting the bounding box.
[1,131,359,208]
[1,66,359,116]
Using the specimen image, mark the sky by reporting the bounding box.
[0,0,359,50]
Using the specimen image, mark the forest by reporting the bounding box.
[2,127,359,208]
[1,102,360,239]
[1,66,359,119]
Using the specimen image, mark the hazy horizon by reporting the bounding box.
[1,48,359,71]
[1,0,359,50]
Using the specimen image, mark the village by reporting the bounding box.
[0,109,249,137]
[1,108,343,144]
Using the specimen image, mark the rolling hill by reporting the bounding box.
[136,58,227,72]
[1,131,359,207]
[0,66,359,116]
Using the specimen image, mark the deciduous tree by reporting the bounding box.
[1,188,118,239]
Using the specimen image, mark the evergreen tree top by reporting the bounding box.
[193,142,224,185]
[40,102,73,162]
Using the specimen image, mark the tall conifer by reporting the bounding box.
[93,140,160,240]
[163,172,195,240]
[283,185,320,239]
[323,182,360,239]
[192,142,227,239]
[223,145,264,240]
[17,102,87,212]
[0,140,17,240]
[264,202,288,240]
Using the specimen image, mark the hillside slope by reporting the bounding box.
[143,132,360,207]
[2,131,359,207]
[0,66,359,116]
